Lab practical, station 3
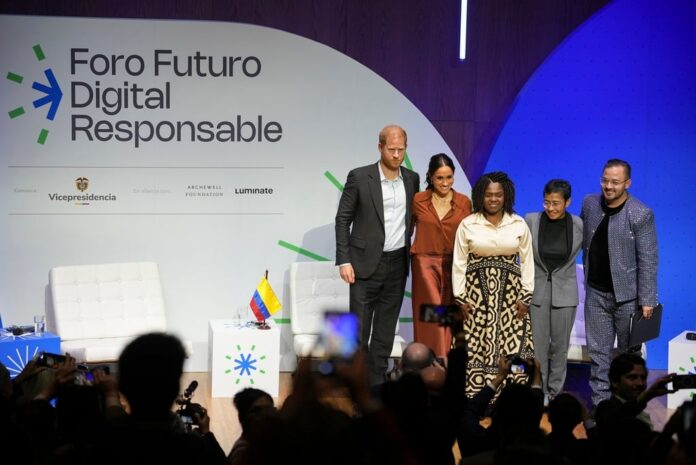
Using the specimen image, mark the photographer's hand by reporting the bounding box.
[54,356,78,385]
[13,359,47,386]
[491,356,512,388]
[335,350,379,414]
[281,357,319,417]
[35,355,77,400]
[194,407,211,435]
[94,369,122,409]
[638,373,676,404]
[515,301,529,320]
[459,303,474,320]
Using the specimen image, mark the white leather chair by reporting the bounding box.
[289,261,405,359]
[47,262,191,363]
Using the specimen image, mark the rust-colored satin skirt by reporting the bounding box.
[411,253,454,358]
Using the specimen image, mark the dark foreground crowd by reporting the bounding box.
[1,332,693,465]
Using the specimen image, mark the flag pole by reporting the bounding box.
[258,269,271,330]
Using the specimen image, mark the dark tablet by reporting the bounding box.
[628,303,663,346]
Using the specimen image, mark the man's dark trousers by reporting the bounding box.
[350,247,407,386]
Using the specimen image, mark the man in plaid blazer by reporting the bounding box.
[581,159,658,407]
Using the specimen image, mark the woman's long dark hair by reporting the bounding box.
[425,153,456,190]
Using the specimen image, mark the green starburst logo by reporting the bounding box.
[225,343,268,385]
[6,44,64,145]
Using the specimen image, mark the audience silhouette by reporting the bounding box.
[3,332,694,465]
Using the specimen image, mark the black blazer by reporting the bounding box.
[335,162,419,279]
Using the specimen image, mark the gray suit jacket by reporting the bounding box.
[525,212,583,308]
[335,162,419,279]
[580,194,658,306]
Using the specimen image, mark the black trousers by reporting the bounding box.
[350,247,407,386]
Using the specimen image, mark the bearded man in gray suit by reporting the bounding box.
[581,159,658,408]
[335,125,420,386]
[526,179,583,401]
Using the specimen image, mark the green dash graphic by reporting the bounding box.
[37,129,49,145]
[403,153,413,170]
[9,107,25,119]
[6,72,23,84]
[324,171,344,192]
[8,44,61,146]
[278,241,411,299]
[33,44,45,61]
[278,240,330,261]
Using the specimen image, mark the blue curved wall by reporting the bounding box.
[486,0,696,368]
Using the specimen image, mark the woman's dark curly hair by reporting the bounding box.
[471,171,515,215]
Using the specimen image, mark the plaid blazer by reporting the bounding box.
[581,194,658,306]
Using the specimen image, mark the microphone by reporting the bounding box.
[183,380,198,398]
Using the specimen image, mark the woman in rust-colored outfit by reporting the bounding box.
[411,154,472,357]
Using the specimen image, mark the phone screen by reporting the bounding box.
[39,352,67,367]
[420,304,445,323]
[320,312,359,359]
[419,304,459,324]
[510,363,526,374]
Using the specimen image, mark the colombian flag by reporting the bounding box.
[249,276,282,321]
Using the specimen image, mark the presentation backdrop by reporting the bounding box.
[0,16,471,370]
[486,0,696,368]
